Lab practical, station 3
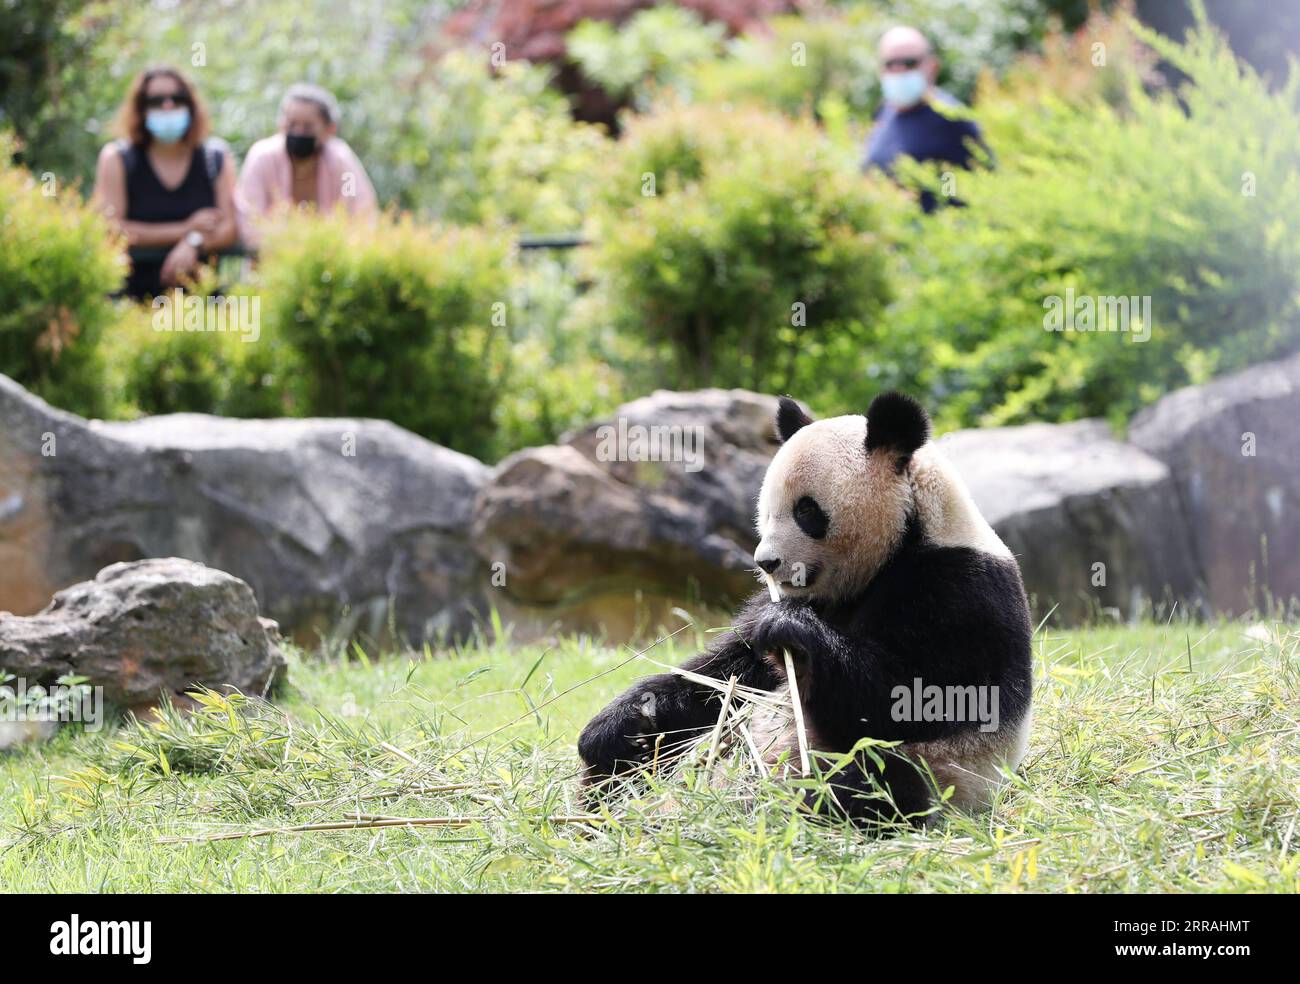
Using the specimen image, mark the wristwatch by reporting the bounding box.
[185,230,205,250]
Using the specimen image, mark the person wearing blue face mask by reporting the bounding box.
[862,26,992,212]
[92,66,239,298]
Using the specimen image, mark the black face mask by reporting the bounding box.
[285,133,318,159]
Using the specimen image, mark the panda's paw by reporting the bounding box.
[747,602,818,665]
[577,689,661,785]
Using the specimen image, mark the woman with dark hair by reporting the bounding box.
[92,65,239,298]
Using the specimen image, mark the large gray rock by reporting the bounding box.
[939,420,1201,623]
[1130,352,1300,615]
[0,375,489,647]
[472,389,783,637]
[0,558,286,711]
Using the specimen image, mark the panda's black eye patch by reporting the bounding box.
[793,496,829,539]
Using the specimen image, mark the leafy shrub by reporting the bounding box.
[585,103,906,407]
[108,292,293,420]
[878,12,1300,431]
[0,0,107,180]
[0,136,122,415]
[567,6,727,112]
[398,51,609,231]
[257,211,512,458]
[690,13,882,121]
[494,250,629,450]
[496,336,628,451]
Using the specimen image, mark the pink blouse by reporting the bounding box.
[236,133,378,247]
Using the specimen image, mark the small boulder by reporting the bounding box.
[473,389,784,637]
[0,557,287,712]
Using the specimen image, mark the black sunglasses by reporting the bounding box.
[143,92,192,109]
[882,56,924,71]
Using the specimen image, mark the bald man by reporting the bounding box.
[862,26,991,211]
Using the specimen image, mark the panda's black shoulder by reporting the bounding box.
[859,534,1032,651]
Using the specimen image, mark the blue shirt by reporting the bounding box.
[862,89,989,210]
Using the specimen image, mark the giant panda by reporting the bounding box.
[578,392,1033,826]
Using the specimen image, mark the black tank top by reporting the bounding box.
[118,140,221,298]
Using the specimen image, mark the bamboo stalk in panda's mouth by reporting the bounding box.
[765,573,782,603]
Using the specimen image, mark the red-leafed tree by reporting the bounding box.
[441,0,804,125]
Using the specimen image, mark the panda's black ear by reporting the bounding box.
[775,396,814,443]
[865,391,930,457]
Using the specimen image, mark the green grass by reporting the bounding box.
[1,619,1297,893]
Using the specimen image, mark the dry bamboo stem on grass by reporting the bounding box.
[157,813,607,844]
[290,781,501,809]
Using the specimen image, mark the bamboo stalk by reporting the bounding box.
[784,651,810,776]
[739,723,768,778]
[290,781,496,809]
[158,813,607,844]
[379,741,417,764]
[704,676,739,776]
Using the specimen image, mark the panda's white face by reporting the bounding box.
[754,414,915,603]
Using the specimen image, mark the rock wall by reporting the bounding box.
[4,354,1299,645]
[0,376,488,648]
[1131,351,1300,615]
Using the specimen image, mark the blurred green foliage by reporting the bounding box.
[109,284,293,420]
[1,0,1297,461]
[0,135,123,416]
[568,6,726,112]
[398,51,607,231]
[875,10,1300,431]
[689,13,882,121]
[584,103,906,408]
[256,211,512,459]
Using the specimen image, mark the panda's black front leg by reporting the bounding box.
[579,596,782,787]
[577,671,688,784]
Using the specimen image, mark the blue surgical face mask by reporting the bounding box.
[881,69,928,108]
[145,107,191,144]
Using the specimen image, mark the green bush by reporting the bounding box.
[399,50,610,231]
[493,250,629,451]
[567,6,726,112]
[108,292,293,420]
[0,136,122,415]
[876,12,1300,431]
[585,103,906,407]
[690,14,882,121]
[257,211,512,458]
